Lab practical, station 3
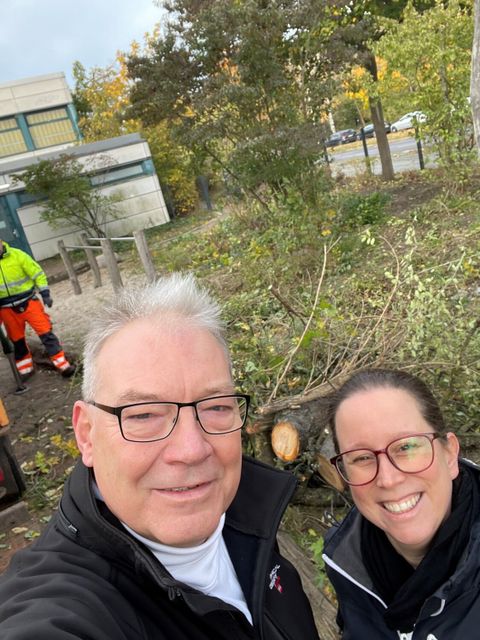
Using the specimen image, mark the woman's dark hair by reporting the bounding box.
[327,368,447,452]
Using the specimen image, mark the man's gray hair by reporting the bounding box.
[81,272,228,401]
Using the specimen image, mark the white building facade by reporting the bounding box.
[0,72,170,260]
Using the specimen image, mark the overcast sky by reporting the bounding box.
[1,0,166,89]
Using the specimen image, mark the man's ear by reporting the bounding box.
[72,401,94,467]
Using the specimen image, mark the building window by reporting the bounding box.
[0,118,28,157]
[26,108,77,149]
[89,162,148,187]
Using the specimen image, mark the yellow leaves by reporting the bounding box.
[50,434,80,458]
[351,66,367,80]
[75,57,135,141]
[247,239,271,260]
[218,57,239,80]
[183,106,196,119]
[342,65,370,111]
[320,208,335,236]
[376,57,388,81]
[462,258,479,278]
[286,376,301,389]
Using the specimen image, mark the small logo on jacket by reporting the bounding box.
[269,564,283,593]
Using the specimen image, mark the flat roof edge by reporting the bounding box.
[0,72,67,90]
[0,133,146,176]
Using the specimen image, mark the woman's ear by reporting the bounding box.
[72,401,94,467]
[444,432,460,479]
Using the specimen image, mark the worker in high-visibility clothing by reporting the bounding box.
[0,239,75,378]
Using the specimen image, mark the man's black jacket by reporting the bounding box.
[0,456,319,640]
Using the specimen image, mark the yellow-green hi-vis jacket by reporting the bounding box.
[0,241,49,307]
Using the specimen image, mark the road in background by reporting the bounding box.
[329,135,437,177]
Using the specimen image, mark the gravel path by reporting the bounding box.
[47,265,147,355]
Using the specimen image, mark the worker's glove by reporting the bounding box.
[40,289,53,308]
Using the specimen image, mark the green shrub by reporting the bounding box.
[336,191,391,229]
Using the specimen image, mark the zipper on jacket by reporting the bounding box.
[57,505,79,537]
[167,586,182,601]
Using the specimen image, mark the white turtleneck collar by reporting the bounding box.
[122,514,253,624]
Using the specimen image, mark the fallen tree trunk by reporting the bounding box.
[277,530,339,640]
[271,407,314,462]
[267,398,344,491]
[256,373,349,418]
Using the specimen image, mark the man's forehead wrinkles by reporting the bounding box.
[111,384,237,405]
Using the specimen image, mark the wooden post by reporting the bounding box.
[415,128,425,170]
[99,238,123,292]
[133,230,157,283]
[57,240,81,295]
[80,232,102,288]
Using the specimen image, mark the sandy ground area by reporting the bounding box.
[45,263,147,351]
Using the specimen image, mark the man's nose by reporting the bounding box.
[163,405,212,463]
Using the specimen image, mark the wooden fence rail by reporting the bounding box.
[57,229,157,295]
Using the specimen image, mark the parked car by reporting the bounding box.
[390,111,427,132]
[356,121,391,140]
[326,128,357,147]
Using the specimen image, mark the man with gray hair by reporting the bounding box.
[0,272,319,639]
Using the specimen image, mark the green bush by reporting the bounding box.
[336,191,391,229]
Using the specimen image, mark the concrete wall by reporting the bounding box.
[0,142,76,169]
[0,73,78,166]
[0,73,72,119]
[18,173,169,261]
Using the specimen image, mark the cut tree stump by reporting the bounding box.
[277,530,339,640]
[271,399,330,462]
[267,397,345,492]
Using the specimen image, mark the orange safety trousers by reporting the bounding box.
[0,299,70,375]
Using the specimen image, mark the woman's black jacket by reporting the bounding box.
[0,456,319,640]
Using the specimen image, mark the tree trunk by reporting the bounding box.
[270,399,330,461]
[367,54,395,181]
[276,530,340,640]
[268,398,344,491]
[471,0,480,155]
[370,98,394,181]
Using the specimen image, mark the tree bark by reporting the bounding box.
[276,530,340,640]
[367,55,395,181]
[471,0,480,154]
[270,399,330,462]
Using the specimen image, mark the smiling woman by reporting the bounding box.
[322,368,480,639]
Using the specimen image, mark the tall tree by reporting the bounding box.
[127,1,341,205]
[72,51,197,214]
[376,0,474,164]
[471,0,480,154]
[329,0,438,180]
[72,56,138,142]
